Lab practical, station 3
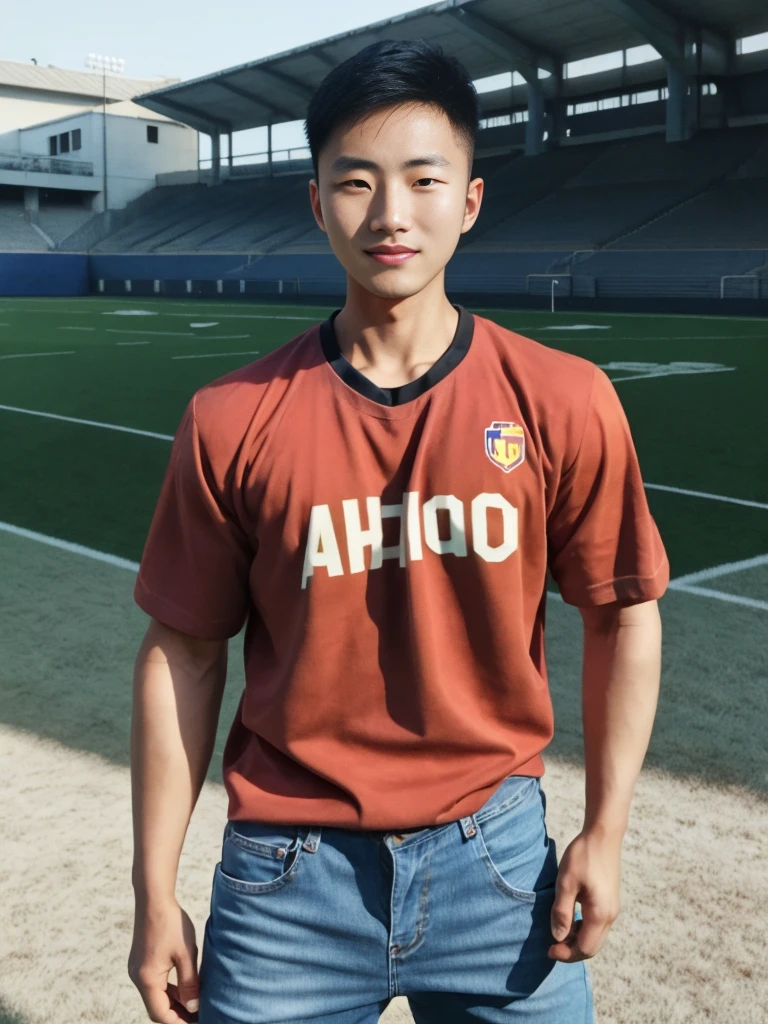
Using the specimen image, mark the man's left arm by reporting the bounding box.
[548,597,662,963]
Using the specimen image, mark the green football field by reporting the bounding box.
[1,295,767,1024]
[0,295,766,581]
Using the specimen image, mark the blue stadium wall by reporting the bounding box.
[3,249,767,314]
[0,253,89,296]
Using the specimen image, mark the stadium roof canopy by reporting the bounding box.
[133,0,768,135]
[0,59,177,103]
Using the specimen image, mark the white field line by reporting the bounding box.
[172,350,260,360]
[115,336,251,345]
[667,553,768,612]
[1,298,767,324]
[163,314,319,321]
[667,552,768,586]
[644,483,768,511]
[0,401,764,514]
[611,367,737,382]
[0,305,321,320]
[1,521,764,611]
[106,329,195,337]
[469,308,768,324]
[58,326,96,332]
[0,350,75,360]
[666,584,768,612]
[107,330,254,339]
[0,520,139,571]
[0,404,173,440]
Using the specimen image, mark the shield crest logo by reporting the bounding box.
[485,421,525,473]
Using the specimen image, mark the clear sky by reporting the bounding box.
[5,0,434,158]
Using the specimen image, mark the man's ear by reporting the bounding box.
[309,179,327,234]
[460,176,484,235]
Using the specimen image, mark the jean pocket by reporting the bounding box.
[217,820,304,895]
[475,781,558,903]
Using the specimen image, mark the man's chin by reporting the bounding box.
[351,271,428,301]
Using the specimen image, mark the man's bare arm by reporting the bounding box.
[580,598,662,839]
[548,598,662,963]
[128,617,228,1023]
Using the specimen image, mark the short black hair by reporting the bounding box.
[304,38,480,180]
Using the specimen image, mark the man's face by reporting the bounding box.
[309,101,483,300]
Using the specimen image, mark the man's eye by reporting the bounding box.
[342,179,370,189]
[414,178,437,187]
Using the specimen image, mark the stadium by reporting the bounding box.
[1,2,767,1023]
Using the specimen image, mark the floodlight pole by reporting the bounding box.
[551,279,559,313]
[85,54,125,213]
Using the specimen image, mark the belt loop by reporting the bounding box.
[459,814,478,840]
[301,826,321,853]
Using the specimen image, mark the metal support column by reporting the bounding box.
[211,132,221,184]
[525,81,546,156]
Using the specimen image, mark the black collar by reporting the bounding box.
[319,304,474,407]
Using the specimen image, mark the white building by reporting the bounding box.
[0,59,199,249]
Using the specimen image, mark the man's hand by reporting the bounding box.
[128,898,200,1023]
[548,829,622,962]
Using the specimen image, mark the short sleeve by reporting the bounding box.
[134,394,253,639]
[547,366,669,607]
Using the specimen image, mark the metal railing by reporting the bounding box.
[92,275,768,301]
[0,151,94,176]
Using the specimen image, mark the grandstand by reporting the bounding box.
[3,0,768,309]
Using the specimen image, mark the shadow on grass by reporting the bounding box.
[1,531,767,797]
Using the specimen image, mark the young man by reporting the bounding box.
[129,39,668,1024]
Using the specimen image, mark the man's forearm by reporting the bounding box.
[579,600,662,841]
[130,623,228,906]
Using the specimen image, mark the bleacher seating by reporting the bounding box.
[44,124,768,302]
[463,126,768,252]
[0,198,48,251]
[37,202,93,245]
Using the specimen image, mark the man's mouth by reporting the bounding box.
[364,246,418,265]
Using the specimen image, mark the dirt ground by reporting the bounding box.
[0,530,766,1024]
[1,726,766,1024]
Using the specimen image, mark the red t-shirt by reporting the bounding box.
[134,305,669,831]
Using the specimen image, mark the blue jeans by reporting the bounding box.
[199,774,596,1023]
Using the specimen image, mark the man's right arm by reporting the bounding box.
[128,617,228,1024]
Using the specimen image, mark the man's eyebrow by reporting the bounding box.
[329,154,452,173]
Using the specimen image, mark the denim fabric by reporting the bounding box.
[199,774,595,1023]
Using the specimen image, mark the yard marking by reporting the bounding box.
[106,329,195,337]
[600,361,737,382]
[103,310,158,316]
[667,553,768,612]
[612,368,737,382]
[2,520,763,611]
[0,520,139,571]
[667,553,768,586]
[116,341,150,346]
[157,314,318,321]
[667,584,768,612]
[0,404,174,440]
[58,326,96,332]
[0,401,763,514]
[172,350,261,360]
[0,351,75,360]
[644,483,768,511]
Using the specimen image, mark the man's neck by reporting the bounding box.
[333,277,459,390]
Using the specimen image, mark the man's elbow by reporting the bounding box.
[138,616,228,675]
[579,597,660,635]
